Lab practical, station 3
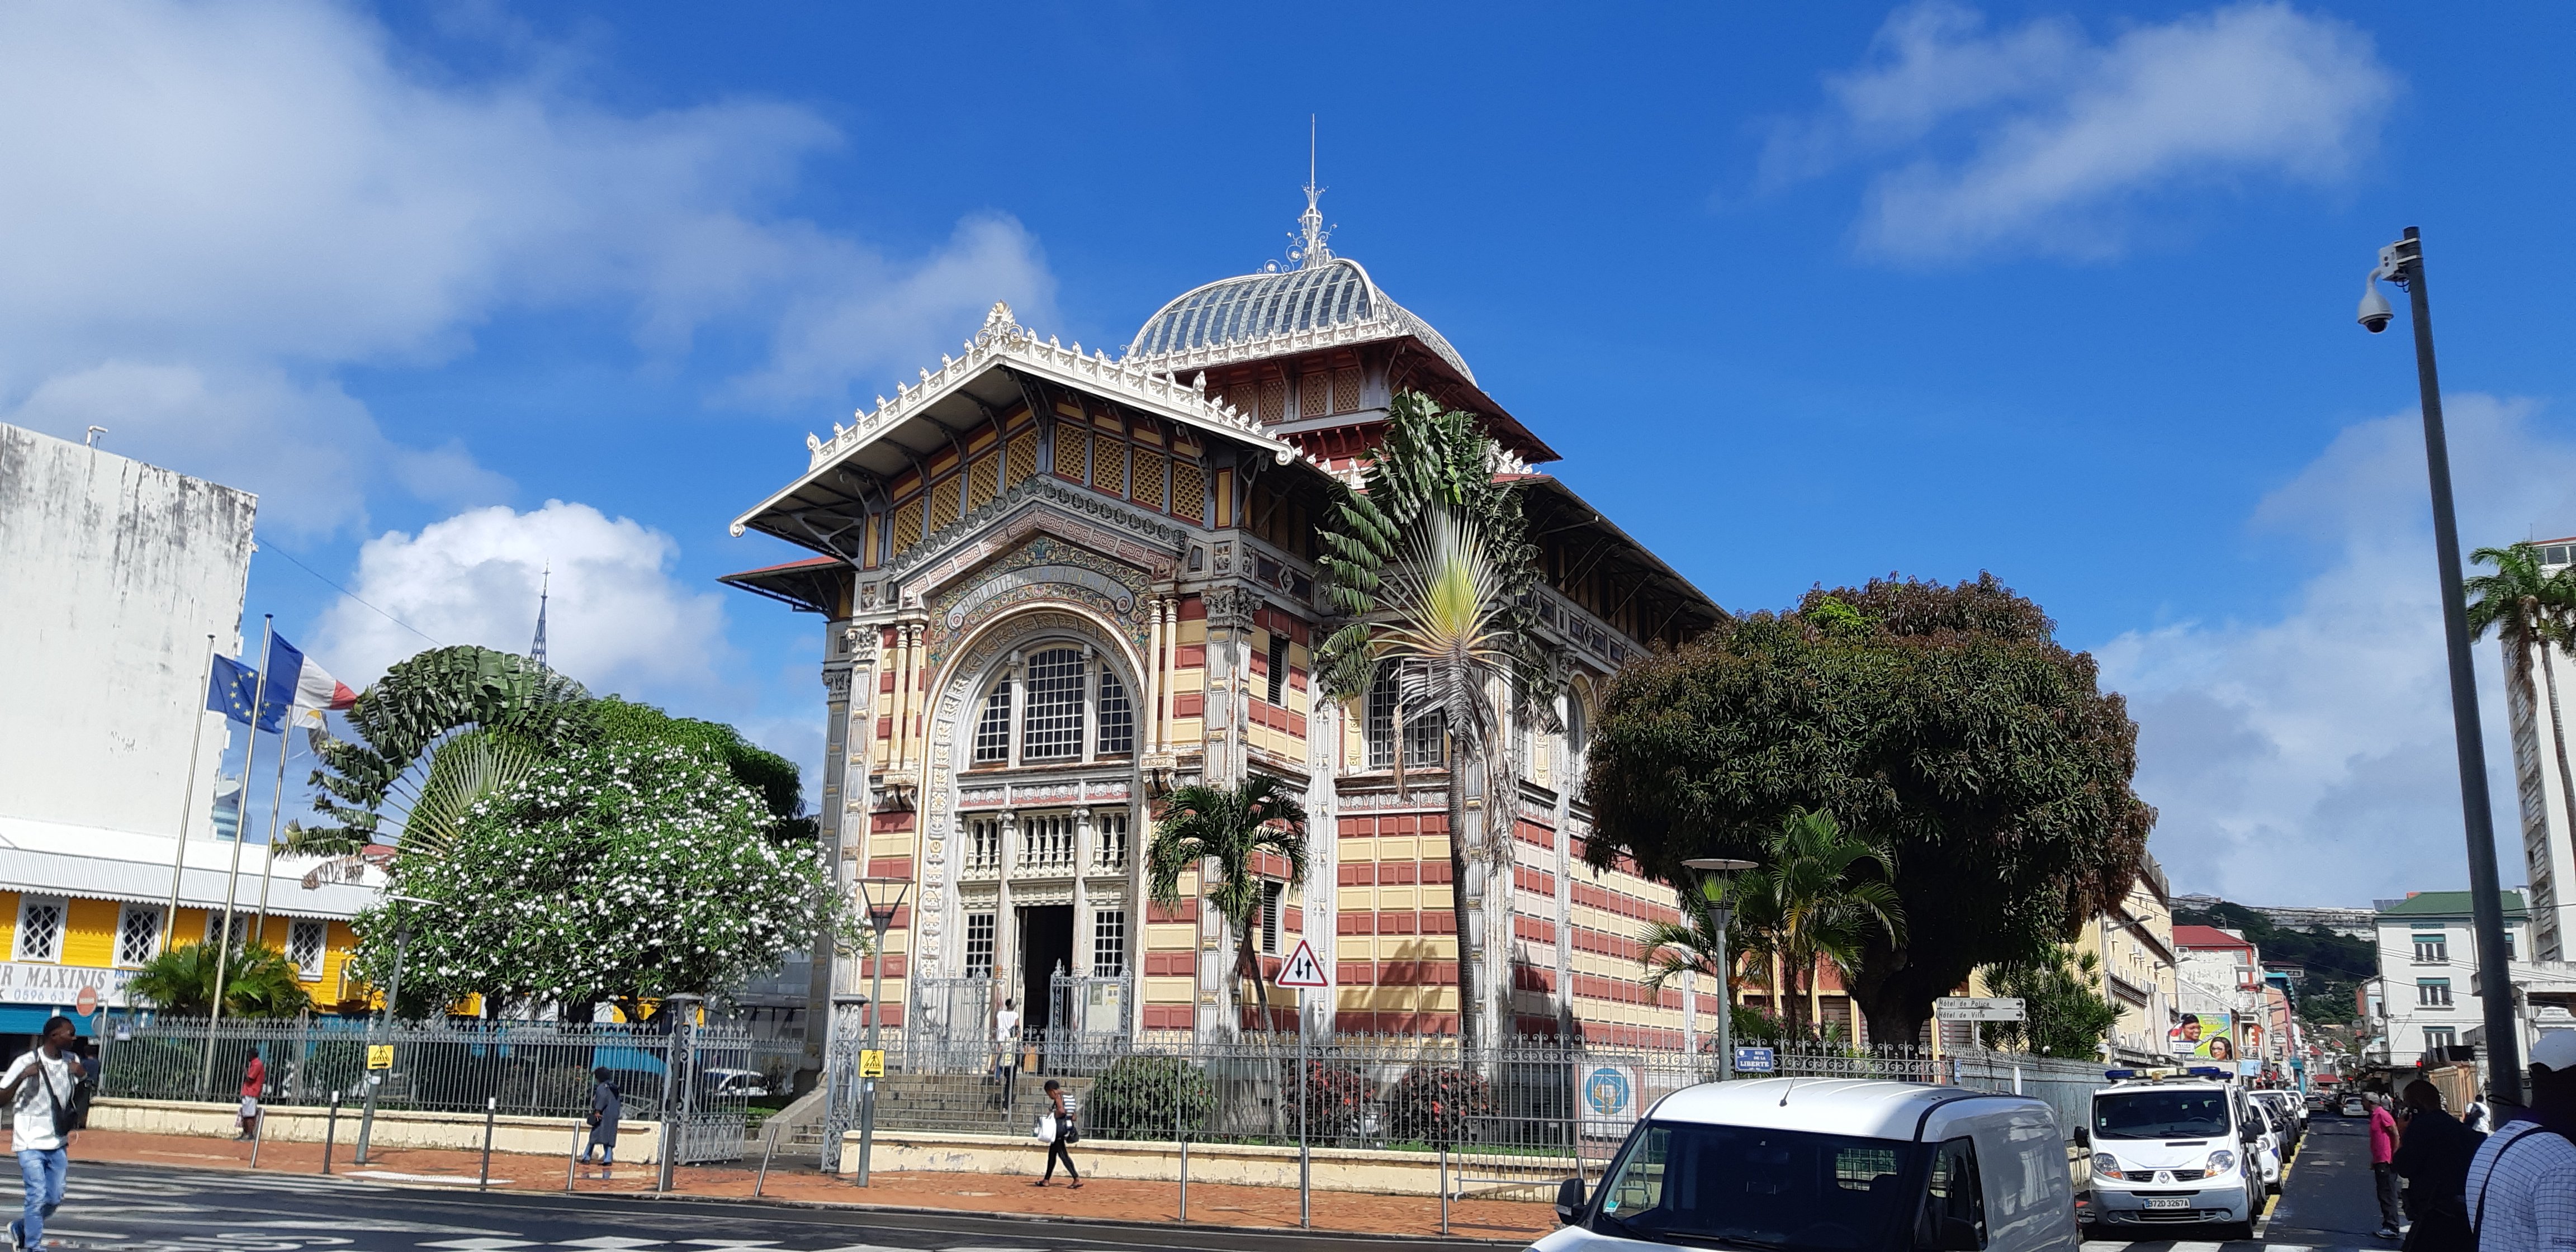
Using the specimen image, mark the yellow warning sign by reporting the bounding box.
[366,1044,394,1070]
[859,1049,886,1078]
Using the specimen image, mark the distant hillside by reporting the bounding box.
[2174,899,2374,1027]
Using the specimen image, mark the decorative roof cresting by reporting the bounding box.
[1124,187,1475,385]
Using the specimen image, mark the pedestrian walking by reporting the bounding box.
[993,999,1019,1078]
[4,1016,79,1252]
[2465,1032,2576,1252]
[582,1068,622,1176]
[2371,1092,2405,1239]
[236,1048,265,1140]
[1031,1078,1080,1189]
[2392,1081,2482,1252]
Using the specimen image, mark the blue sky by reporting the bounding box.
[12,2,2576,907]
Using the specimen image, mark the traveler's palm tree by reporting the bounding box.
[2468,542,2576,850]
[1314,392,1559,1053]
[285,645,590,858]
[1146,773,1309,1033]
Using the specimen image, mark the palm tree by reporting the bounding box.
[128,941,314,1018]
[2468,542,2576,861]
[1146,772,1310,1032]
[1640,809,1903,1040]
[1314,392,1559,1053]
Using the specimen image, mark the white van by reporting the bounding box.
[1538,1079,2082,1252]
[2076,1074,2266,1239]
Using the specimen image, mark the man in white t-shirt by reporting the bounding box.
[3,1016,78,1252]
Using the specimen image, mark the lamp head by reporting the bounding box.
[1682,857,1757,874]
[2357,282,2395,334]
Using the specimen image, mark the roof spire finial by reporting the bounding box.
[1292,114,1331,270]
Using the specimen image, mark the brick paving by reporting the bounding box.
[63,1130,1555,1241]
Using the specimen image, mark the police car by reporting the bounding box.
[2076,1068,2268,1239]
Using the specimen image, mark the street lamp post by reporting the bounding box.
[852,878,910,1187]
[2358,227,2527,1109]
[1681,858,1755,1082]
[356,893,434,1165]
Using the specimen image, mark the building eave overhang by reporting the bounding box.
[718,555,844,616]
[731,307,1304,547]
[1518,474,1726,642]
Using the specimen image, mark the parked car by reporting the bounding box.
[2252,1090,2304,1153]
[1541,1078,2081,1252]
[2341,1094,2369,1117]
[2080,1072,2269,1240]
[699,1068,772,1099]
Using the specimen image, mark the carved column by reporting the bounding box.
[1158,597,1178,753]
[1072,805,1093,973]
[1141,598,1165,758]
[997,809,1019,1009]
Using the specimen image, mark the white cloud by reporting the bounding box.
[315,500,727,700]
[2099,395,2576,906]
[1768,2,2398,260]
[4,362,510,535]
[0,1,1054,533]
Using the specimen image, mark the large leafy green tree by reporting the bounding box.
[354,741,842,1018]
[2468,542,2576,853]
[1585,575,2152,1045]
[1313,392,1558,1051]
[1145,773,1309,1032]
[585,696,816,842]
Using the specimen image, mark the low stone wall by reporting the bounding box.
[841,1130,1566,1198]
[91,1098,663,1164]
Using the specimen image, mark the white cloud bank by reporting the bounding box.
[0,1,1053,533]
[1767,2,2398,260]
[2100,396,2576,906]
[316,501,727,701]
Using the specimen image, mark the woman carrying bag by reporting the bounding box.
[1033,1078,1081,1188]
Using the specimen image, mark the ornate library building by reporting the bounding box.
[727,195,1767,1047]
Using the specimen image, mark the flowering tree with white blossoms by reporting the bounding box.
[354,740,846,1021]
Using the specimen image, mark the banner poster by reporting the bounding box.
[2167,1013,2237,1059]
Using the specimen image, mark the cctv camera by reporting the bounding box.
[2358,283,2395,334]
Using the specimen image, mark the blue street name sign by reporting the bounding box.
[1734,1045,1777,1073]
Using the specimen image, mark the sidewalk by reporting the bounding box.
[65,1130,1555,1241]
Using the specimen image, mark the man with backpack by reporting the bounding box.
[2466,1031,2576,1252]
[3,1016,81,1252]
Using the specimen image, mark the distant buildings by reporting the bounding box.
[2366,889,2576,1079]
[2085,851,2178,1063]
[2172,922,2305,1082]
[2500,539,2576,960]
[0,423,369,1037]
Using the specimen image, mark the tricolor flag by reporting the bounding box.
[255,634,357,732]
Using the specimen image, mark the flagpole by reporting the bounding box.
[203,614,271,1094]
[163,634,219,957]
[252,709,293,941]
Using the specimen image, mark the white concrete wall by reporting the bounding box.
[2373,912,2532,1062]
[0,423,253,842]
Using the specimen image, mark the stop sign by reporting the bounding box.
[75,988,97,1016]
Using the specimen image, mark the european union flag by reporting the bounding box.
[207,654,259,726]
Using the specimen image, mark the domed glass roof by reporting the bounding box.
[1126,257,1474,383]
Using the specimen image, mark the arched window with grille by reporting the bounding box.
[1022,647,1086,761]
[1365,664,1443,770]
[1097,663,1134,756]
[973,678,1013,764]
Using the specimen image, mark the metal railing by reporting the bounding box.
[101,1017,804,1131]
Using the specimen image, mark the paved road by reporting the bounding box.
[40,1164,1497,1252]
[2084,1111,2399,1252]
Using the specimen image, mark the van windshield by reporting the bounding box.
[2094,1089,2231,1140]
[1593,1121,1925,1252]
